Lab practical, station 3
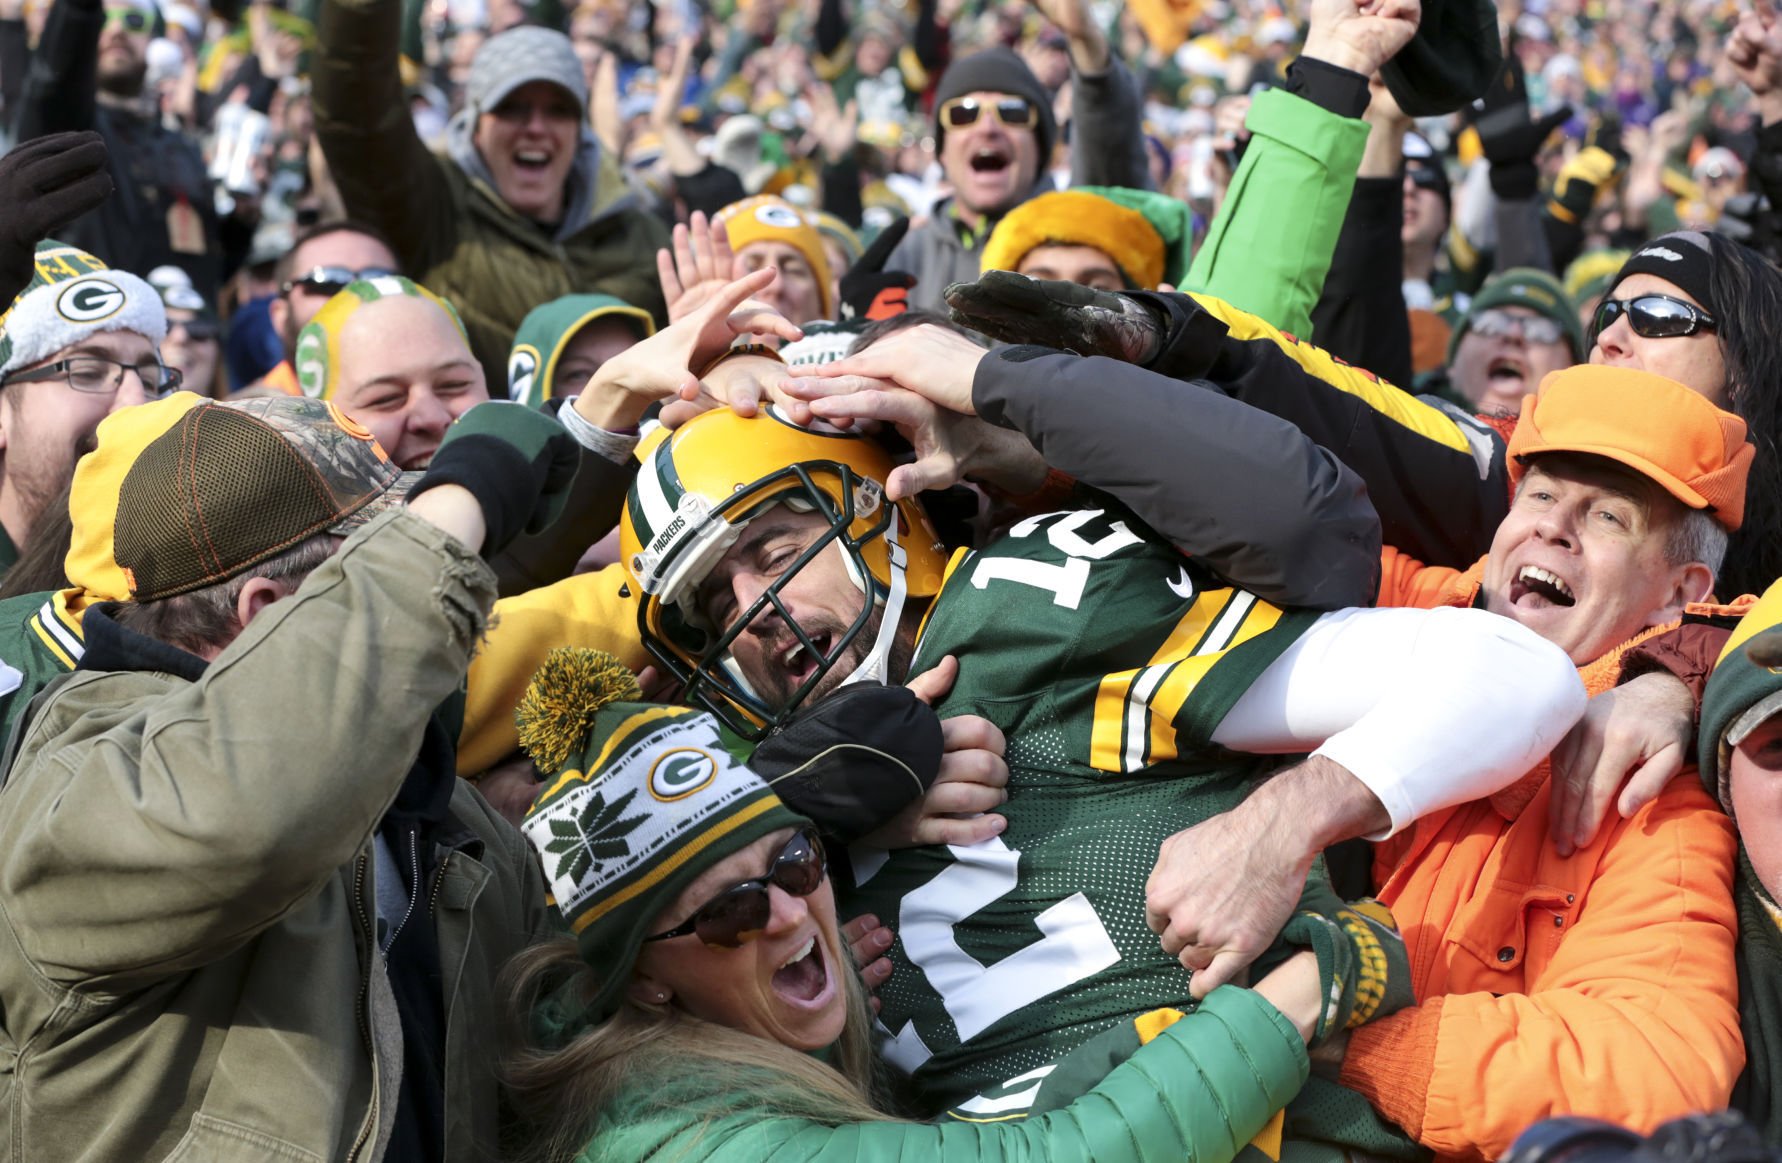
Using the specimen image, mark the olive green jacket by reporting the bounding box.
[312,0,669,387]
[0,512,552,1162]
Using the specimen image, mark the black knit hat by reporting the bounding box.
[1380,0,1504,116]
[933,47,1057,162]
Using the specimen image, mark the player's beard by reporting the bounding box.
[754,604,915,713]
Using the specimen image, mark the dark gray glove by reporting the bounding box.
[0,132,113,306]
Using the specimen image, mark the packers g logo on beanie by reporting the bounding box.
[296,276,469,400]
[57,279,127,324]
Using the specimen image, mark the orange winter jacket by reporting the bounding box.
[1343,550,1745,1161]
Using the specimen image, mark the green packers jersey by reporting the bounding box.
[842,507,1320,1117]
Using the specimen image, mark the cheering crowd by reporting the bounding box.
[3,0,1782,1158]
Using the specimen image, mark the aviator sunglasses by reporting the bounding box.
[1590,293,1716,343]
[938,96,1038,132]
[643,829,827,948]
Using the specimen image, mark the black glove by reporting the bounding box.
[1475,58,1571,201]
[838,216,916,323]
[0,132,113,306]
[410,401,581,557]
[748,683,943,844]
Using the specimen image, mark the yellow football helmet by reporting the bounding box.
[619,407,948,738]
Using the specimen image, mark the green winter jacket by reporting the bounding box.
[573,987,1307,1162]
[311,0,669,388]
[1184,85,1369,341]
[0,512,554,1163]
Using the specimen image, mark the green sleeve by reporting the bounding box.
[1184,87,1368,341]
[604,987,1308,1162]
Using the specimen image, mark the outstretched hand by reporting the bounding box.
[576,268,802,430]
[1301,0,1422,79]
[783,323,987,417]
[657,211,739,323]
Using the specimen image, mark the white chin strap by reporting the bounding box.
[839,516,909,690]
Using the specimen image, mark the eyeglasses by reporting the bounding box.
[1469,308,1568,346]
[2,356,182,396]
[1591,293,1716,342]
[938,96,1038,132]
[281,266,398,297]
[169,316,221,342]
[643,829,827,947]
[102,7,151,32]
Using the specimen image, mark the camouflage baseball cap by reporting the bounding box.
[109,396,420,601]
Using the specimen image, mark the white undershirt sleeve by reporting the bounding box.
[1209,605,1588,838]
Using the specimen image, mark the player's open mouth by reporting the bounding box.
[770,934,833,1007]
[780,633,831,685]
[1510,564,1576,607]
[514,149,553,172]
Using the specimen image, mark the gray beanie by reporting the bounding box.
[933,47,1056,161]
[465,26,589,117]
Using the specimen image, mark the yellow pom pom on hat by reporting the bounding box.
[294,275,468,400]
[714,195,834,319]
[979,189,1167,291]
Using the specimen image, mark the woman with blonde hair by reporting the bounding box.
[501,650,1404,1161]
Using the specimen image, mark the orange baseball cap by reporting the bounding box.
[1509,365,1753,531]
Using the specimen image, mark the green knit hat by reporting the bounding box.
[1449,267,1586,364]
[507,293,655,409]
[516,649,810,1030]
[1699,579,1782,813]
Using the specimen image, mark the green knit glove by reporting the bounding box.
[414,401,581,555]
[1278,898,1413,1047]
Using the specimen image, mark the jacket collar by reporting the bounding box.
[78,603,209,683]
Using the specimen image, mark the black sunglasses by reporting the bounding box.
[644,829,826,947]
[282,266,398,297]
[1591,293,1716,342]
[938,96,1038,131]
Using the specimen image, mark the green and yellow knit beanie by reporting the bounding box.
[516,648,810,1028]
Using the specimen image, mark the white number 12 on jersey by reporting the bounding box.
[873,837,1120,1073]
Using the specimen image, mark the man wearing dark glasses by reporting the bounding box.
[246,220,403,397]
[884,0,1151,313]
[13,0,225,306]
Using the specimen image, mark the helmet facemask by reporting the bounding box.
[636,461,911,740]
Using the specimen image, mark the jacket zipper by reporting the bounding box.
[347,852,377,1163]
[383,826,423,950]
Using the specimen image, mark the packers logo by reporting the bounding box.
[294,327,329,398]
[754,203,805,230]
[57,279,126,324]
[508,344,540,402]
[648,748,719,801]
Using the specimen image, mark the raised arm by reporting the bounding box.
[0,513,496,989]
[311,0,456,273]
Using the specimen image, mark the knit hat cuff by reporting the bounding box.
[1612,232,1718,320]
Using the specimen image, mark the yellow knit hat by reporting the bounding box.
[714,195,834,318]
[979,190,1167,290]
